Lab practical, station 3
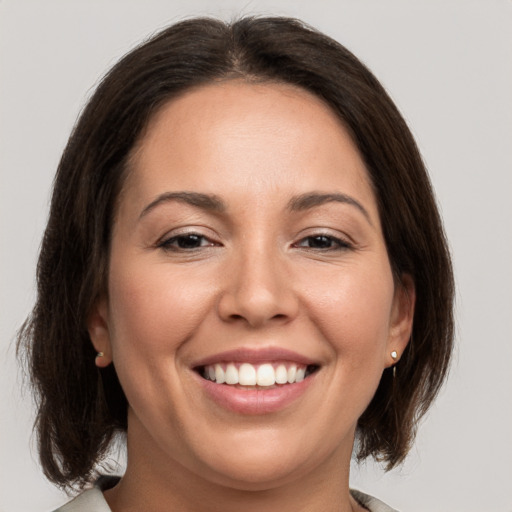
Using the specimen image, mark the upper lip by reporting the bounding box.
[191,347,319,368]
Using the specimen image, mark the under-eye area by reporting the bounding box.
[195,362,320,387]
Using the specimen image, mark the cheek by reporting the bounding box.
[106,261,216,361]
[300,261,395,363]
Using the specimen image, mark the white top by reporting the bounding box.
[54,485,399,512]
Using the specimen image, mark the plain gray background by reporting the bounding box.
[1,1,511,511]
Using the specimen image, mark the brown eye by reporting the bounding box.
[160,234,211,250]
[305,235,334,249]
[295,235,351,251]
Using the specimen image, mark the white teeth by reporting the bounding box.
[203,362,313,386]
[214,364,225,384]
[256,364,275,386]
[225,363,239,385]
[275,364,288,384]
[287,365,297,383]
[238,363,257,385]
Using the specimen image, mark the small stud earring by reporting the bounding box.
[391,351,398,378]
[96,351,104,358]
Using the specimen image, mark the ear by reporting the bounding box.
[87,296,113,368]
[386,274,415,368]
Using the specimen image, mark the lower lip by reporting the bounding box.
[195,372,316,415]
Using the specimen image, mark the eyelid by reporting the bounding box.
[294,234,353,250]
[156,226,222,250]
[160,234,210,248]
[293,226,356,246]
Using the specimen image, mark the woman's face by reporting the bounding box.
[89,81,413,489]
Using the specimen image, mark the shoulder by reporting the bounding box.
[53,482,393,512]
[351,489,400,512]
[52,476,119,512]
[52,487,111,512]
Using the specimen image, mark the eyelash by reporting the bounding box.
[157,233,216,251]
[157,232,352,253]
[293,234,353,251]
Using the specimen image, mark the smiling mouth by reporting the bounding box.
[195,362,320,388]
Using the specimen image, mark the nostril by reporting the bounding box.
[226,312,291,327]
[217,280,299,327]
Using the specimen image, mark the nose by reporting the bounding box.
[217,246,299,328]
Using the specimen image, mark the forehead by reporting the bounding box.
[123,80,378,219]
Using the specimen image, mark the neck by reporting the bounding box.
[105,416,362,512]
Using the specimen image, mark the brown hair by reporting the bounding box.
[18,16,454,489]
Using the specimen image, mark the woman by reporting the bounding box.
[19,16,454,512]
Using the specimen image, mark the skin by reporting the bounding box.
[88,81,415,512]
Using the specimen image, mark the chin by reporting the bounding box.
[202,456,311,492]
[186,427,342,492]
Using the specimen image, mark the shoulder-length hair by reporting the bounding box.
[18,16,454,490]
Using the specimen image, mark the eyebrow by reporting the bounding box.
[139,190,372,224]
[139,191,225,219]
[287,192,372,224]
